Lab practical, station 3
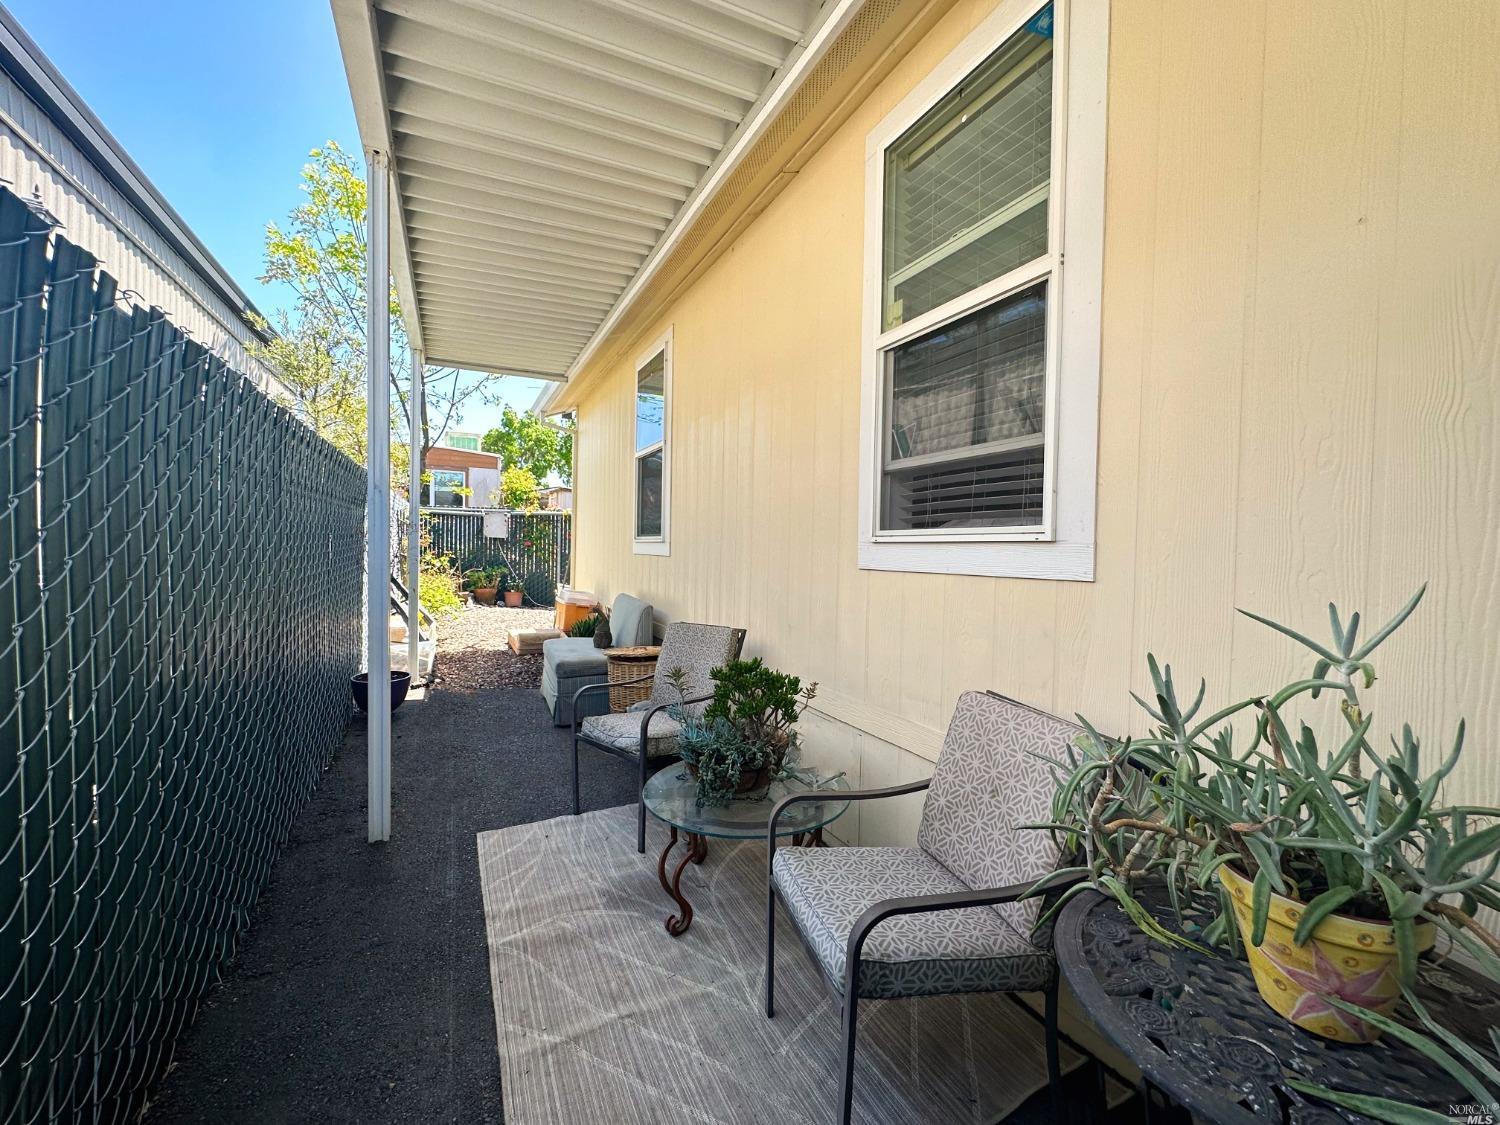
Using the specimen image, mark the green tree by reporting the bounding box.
[499,466,541,511]
[259,142,495,460]
[249,309,368,466]
[481,405,572,484]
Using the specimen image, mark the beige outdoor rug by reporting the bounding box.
[477,805,1077,1124]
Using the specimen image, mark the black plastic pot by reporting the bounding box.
[352,670,411,713]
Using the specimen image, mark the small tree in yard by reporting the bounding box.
[258,142,498,461]
[482,405,572,484]
[499,466,540,511]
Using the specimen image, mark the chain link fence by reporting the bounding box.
[399,507,571,605]
[0,187,366,1124]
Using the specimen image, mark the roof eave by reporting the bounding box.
[331,0,425,358]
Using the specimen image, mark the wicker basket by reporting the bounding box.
[606,646,660,711]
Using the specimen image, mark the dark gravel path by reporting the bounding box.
[144,648,638,1124]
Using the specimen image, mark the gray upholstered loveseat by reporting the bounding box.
[539,592,655,725]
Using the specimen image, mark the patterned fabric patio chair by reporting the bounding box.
[571,622,746,853]
[765,690,1082,1124]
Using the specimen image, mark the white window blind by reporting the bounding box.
[883,284,1046,529]
[882,26,1052,331]
[874,4,1055,536]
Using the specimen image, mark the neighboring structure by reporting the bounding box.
[425,444,501,508]
[442,429,483,451]
[0,8,274,380]
[538,485,572,511]
[339,0,1500,843]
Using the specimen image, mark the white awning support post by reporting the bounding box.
[407,345,423,685]
[366,147,392,844]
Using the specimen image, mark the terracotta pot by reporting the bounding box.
[1219,864,1434,1043]
[473,587,498,606]
[503,590,523,608]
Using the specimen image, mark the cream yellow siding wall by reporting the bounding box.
[571,0,1500,835]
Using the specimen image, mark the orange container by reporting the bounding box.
[554,598,597,634]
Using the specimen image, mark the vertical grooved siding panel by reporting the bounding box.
[568,0,1500,836]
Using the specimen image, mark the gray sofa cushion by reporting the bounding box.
[609,593,654,648]
[542,636,608,678]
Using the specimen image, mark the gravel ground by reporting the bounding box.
[143,606,639,1124]
[428,604,555,692]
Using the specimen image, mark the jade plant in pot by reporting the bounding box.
[667,658,818,807]
[1032,585,1500,1046]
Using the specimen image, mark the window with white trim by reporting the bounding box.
[426,469,466,508]
[860,0,1106,580]
[633,330,671,554]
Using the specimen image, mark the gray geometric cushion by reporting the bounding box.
[917,691,1078,925]
[579,709,683,759]
[609,593,654,648]
[647,623,745,710]
[543,636,608,678]
[773,847,1053,1000]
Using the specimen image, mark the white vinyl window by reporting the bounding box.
[426,469,467,508]
[859,0,1107,580]
[633,329,671,555]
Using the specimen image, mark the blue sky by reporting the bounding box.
[7,0,544,435]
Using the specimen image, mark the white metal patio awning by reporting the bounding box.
[332,0,858,380]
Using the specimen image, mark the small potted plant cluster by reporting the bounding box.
[1034,586,1500,1059]
[462,567,502,606]
[669,658,818,806]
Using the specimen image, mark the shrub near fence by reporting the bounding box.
[400,507,571,604]
[0,188,366,1124]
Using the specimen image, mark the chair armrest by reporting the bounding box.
[639,692,711,753]
[842,872,1088,997]
[766,779,932,881]
[571,674,655,736]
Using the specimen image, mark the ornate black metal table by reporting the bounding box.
[1054,887,1500,1124]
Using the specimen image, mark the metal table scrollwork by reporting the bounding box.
[1054,886,1500,1124]
[642,766,850,936]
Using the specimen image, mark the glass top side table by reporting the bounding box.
[642,765,850,935]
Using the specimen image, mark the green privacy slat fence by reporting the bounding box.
[0,187,365,1124]
[400,507,571,603]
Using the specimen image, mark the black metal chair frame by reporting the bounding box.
[570,675,711,853]
[569,625,746,853]
[765,780,1080,1125]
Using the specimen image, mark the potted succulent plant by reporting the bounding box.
[668,658,818,806]
[1033,586,1500,1045]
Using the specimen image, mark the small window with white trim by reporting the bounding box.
[633,330,671,554]
[860,0,1106,580]
[426,469,467,508]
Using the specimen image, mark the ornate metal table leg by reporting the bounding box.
[658,826,698,936]
[690,833,708,865]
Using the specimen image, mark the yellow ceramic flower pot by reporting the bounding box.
[1218,865,1435,1043]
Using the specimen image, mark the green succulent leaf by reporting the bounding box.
[1350,584,1427,661]
[1291,886,1356,946]
[1249,867,1272,947]
[1285,1081,1453,1125]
